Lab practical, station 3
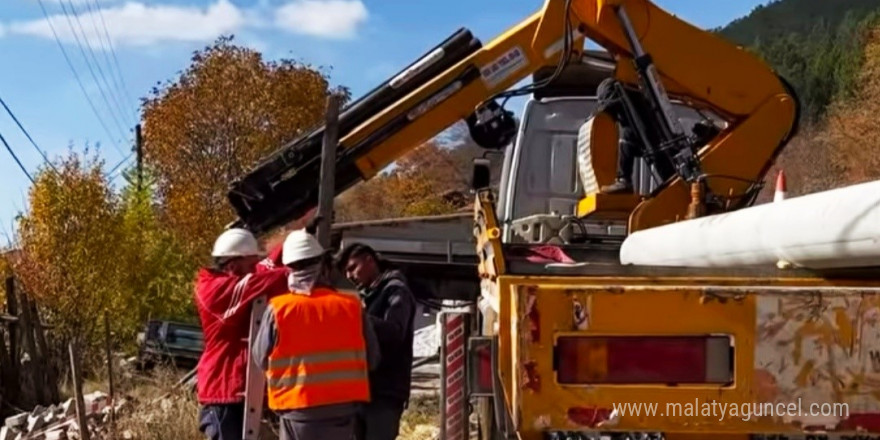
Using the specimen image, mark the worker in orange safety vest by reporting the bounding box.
[251,229,381,440]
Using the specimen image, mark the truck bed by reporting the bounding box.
[502,243,880,282]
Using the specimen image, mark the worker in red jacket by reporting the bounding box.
[195,227,290,440]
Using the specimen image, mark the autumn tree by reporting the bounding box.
[755,124,842,203]
[334,121,506,222]
[141,35,347,261]
[111,166,199,339]
[11,146,203,374]
[0,251,11,283]
[335,142,464,222]
[755,24,880,202]
[13,148,122,370]
[821,27,880,184]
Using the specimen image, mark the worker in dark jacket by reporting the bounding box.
[194,228,289,440]
[337,243,417,440]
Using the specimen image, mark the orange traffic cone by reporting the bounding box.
[774,169,791,269]
[773,169,787,203]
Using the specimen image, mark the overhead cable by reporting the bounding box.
[0,94,57,173]
[63,0,132,128]
[57,0,130,140]
[35,0,125,156]
[0,130,35,184]
[106,152,133,179]
[85,0,137,122]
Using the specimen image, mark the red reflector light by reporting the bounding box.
[554,335,732,385]
[467,337,494,396]
[477,345,493,391]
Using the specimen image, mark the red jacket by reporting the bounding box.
[194,246,289,404]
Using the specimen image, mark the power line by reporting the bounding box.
[57,0,130,140]
[0,94,57,173]
[35,0,125,156]
[106,152,132,178]
[0,130,35,184]
[63,0,133,129]
[85,0,137,121]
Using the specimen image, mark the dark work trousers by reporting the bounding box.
[616,126,641,181]
[357,399,405,440]
[280,414,358,440]
[199,403,244,440]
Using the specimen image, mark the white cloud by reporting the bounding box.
[10,0,246,47]
[34,0,119,5]
[274,0,368,39]
[61,0,119,5]
[6,0,369,48]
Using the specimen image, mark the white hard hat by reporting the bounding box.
[212,228,263,258]
[282,229,325,265]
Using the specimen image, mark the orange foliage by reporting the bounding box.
[335,141,470,222]
[758,27,880,202]
[141,35,344,260]
[822,28,880,185]
[756,124,842,203]
[13,149,121,350]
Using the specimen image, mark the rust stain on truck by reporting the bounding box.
[755,293,880,431]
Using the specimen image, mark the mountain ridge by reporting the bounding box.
[713,0,880,121]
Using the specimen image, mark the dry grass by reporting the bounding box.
[109,364,204,440]
[116,392,443,440]
[115,389,203,440]
[91,363,443,439]
[399,393,441,440]
[113,387,441,440]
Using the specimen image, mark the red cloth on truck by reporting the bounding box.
[507,245,576,264]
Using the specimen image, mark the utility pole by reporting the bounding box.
[316,93,342,248]
[135,124,143,192]
[69,342,90,440]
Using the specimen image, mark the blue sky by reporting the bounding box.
[0,0,768,245]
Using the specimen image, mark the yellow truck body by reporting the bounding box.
[473,191,880,440]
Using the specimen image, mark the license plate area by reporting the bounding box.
[553,335,734,385]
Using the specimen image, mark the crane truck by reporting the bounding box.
[226,0,880,439]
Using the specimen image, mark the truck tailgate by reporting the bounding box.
[503,282,880,439]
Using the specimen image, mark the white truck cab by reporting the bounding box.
[493,94,721,246]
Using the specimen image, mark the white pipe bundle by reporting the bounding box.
[619,179,880,269]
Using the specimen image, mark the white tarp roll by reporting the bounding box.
[619,179,880,269]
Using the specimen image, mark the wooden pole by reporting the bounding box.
[5,277,17,368]
[316,93,341,248]
[3,277,19,405]
[135,124,143,192]
[69,342,91,440]
[104,313,115,432]
[18,293,46,405]
[30,300,58,402]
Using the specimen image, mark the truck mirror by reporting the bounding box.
[466,100,517,150]
[471,158,492,190]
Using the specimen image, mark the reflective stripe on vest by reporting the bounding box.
[265,288,370,410]
[267,349,367,388]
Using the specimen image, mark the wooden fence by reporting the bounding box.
[0,276,60,418]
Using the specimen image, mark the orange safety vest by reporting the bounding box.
[265,287,371,410]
